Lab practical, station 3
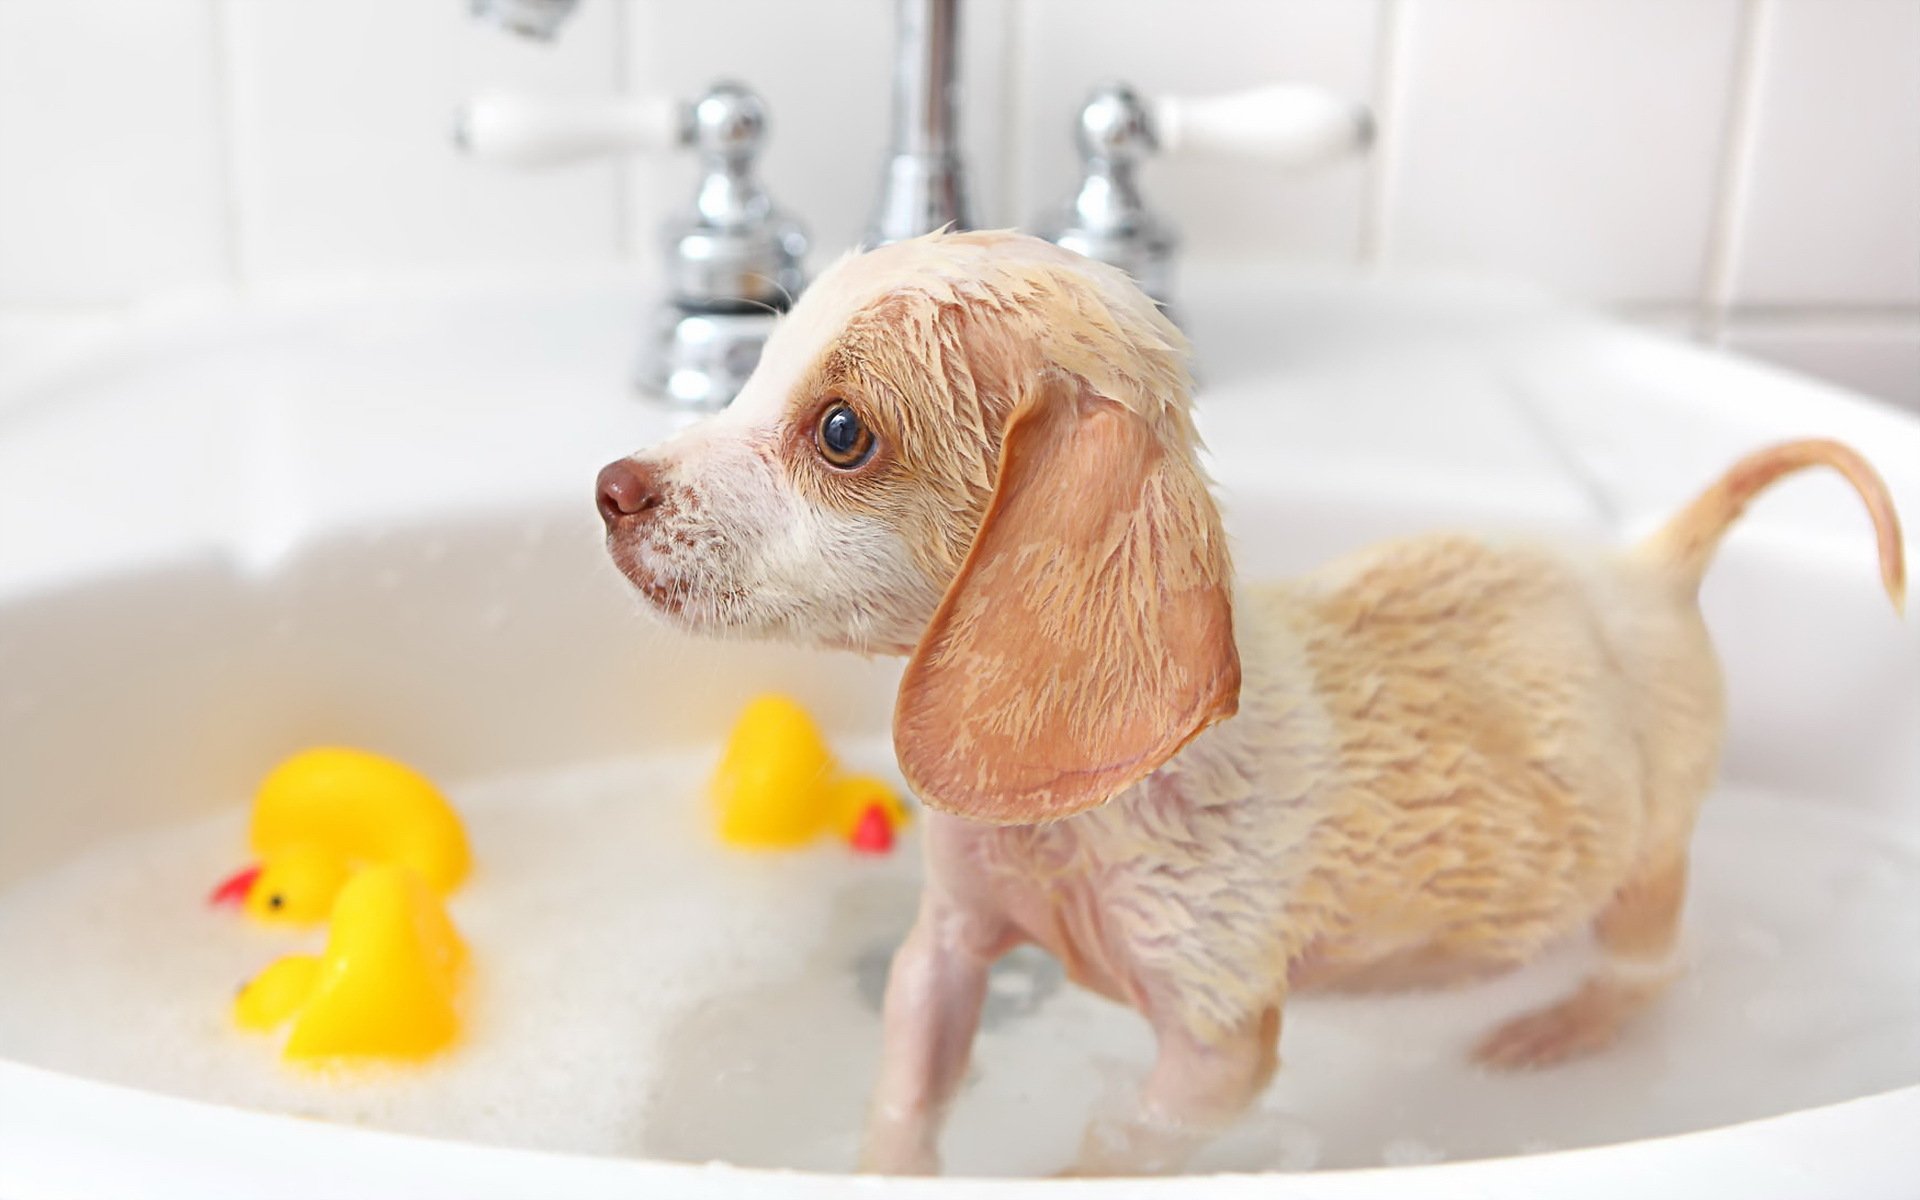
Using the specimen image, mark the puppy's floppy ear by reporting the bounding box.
[895,367,1240,824]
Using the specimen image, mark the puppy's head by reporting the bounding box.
[599,230,1239,823]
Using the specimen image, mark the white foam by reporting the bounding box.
[1381,1137,1445,1167]
[1,769,1917,1176]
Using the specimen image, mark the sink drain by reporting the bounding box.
[854,942,1064,1030]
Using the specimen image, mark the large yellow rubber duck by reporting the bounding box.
[211,747,471,925]
[710,695,910,851]
[233,864,467,1061]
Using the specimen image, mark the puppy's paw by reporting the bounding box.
[1471,984,1632,1071]
[858,1122,941,1177]
[859,1145,940,1177]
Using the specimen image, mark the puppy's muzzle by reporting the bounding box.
[596,458,664,529]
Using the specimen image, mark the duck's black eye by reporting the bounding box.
[816,401,876,469]
[267,893,285,910]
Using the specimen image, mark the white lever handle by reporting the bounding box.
[1152,84,1372,167]
[454,92,685,167]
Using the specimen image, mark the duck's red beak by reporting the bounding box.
[210,864,261,907]
[849,805,896,855]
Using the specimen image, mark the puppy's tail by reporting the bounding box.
[1638,438,1906,613]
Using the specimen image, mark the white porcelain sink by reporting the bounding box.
[2,269,1917,1198]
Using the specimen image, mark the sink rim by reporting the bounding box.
[3,1057,1916,1197]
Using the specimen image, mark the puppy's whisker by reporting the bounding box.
[725,286,784,319]
[742,272,796,310]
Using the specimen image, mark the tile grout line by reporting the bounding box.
[1719,304,1920,329]
[0,300,134,319]
[1619,301,1920,319]
[996,0,1027,233]
[1698,0,1770,346]
[1357,0,1412,271]
[207,0,248,291]
[609,0,633,261]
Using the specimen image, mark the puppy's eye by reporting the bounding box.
[816,401,876,470]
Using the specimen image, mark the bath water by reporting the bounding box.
[1,749,1916,1176]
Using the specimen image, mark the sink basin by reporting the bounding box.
[2,268,1917,1197]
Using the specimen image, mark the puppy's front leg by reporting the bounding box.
[860,894,1014,1175]
[1068,1002,1282,1177]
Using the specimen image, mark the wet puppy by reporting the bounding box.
[596,230,1908,1176]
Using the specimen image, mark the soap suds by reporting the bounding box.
[1,766,1916,1176]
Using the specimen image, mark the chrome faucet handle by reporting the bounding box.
[1034,82,1373,306]
[1032,84,1174,305]
[664,84,808,315]
[457,83,808,409]
[651,84,808,409]
[457,84,806,312]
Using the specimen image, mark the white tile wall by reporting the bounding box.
[0,0,229,305]
[223,0,625,283]
[1,0,1916,409]
[1381,0,1743,305]
[1729,0,1920,308]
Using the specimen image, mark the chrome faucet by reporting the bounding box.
[868,0,971,245]
[466,1,1371,403]
[457,83,807,411]
[644,84,808,409]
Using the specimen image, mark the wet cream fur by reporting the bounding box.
[600,230,1908,1177]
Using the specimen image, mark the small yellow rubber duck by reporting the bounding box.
[233,864,467,1061]
[710,694,910,851]
[211,747,471,925]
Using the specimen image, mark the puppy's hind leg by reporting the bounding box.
[1474,854,1688,1070]
[1066,1003,1282,1177]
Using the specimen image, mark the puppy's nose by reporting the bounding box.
[597,458,664,526]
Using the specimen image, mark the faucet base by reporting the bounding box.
[635,305,780,411]
[868,154,970,247]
